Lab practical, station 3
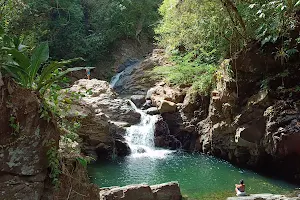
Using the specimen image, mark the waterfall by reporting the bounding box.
[125,101,173,159]
[110,71,124,88]
[110,62,173,159]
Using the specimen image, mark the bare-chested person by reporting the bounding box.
[235,179,246,196]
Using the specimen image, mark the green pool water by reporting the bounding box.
[88,152,298,199]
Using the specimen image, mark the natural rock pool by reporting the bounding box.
[88,151,298,199]
[88,75,299,199]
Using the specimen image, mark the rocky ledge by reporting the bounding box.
[227,194,299,200]
[132,45,300,182]
[99,182,182,200]
[61,79,141,159]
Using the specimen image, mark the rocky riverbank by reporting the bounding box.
[112,45,300,184]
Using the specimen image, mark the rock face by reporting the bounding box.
[100,182,182,200]
[192,54,300,181]
[113,49,172,94]
[63,79,141,159]
[154,117,181,149]
[142,42,300,182]
[227,194,299,200]
[0,79,59,200]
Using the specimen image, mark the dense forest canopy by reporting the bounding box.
[1,0,300,93]
[1,0,161,63]
[157,0,300,60]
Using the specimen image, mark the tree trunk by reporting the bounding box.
[220,0,247,38]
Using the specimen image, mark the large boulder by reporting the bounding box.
[151,182,182,200]
[147,84,186,107]
[130,95,146,108]
[0,79,59,200]
[63,79,141,159]
[100,182,182,200]
[100,184,154,200]
[158,100,177,114]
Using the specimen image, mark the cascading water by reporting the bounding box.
[110,62,173,158]
[125,101,173,159]
[110,71,124,88]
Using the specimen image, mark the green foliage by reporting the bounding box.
[47,140,61,187]
[0,31,90,95]
[153,50,218,95]
[155,0,300,94]
[2,0,161,66]
[157,0,300,57]
[247,0,300,45]
[156,0,229,59]
[9,115,20,135]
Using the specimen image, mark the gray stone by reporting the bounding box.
[146,107,160,115]
[151,182,182,200]
[101,184,154,200]
[131,95,146,108]
[62,79,142,159]
[99,182,182,200]
[158,100,177,114]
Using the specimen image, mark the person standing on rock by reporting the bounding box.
[86,68,91,80]
[235,179,246,196]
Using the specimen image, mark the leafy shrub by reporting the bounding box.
[0,30,90,95]
[153,51,218,95]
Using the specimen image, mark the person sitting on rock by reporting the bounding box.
[235,179,246,196]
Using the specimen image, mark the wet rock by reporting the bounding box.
[131,95,146,108]
[115,139,131,156]
[145,107,160,115]
[116,59,139,73]
[154,117,170,137]
[137,148,146,153]
[142,99,153,110]
[113,49,172,95]
[154,117,182,149]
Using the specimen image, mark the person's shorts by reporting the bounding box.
[236,191,247,196]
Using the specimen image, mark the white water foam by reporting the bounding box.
[125,101,173,159]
